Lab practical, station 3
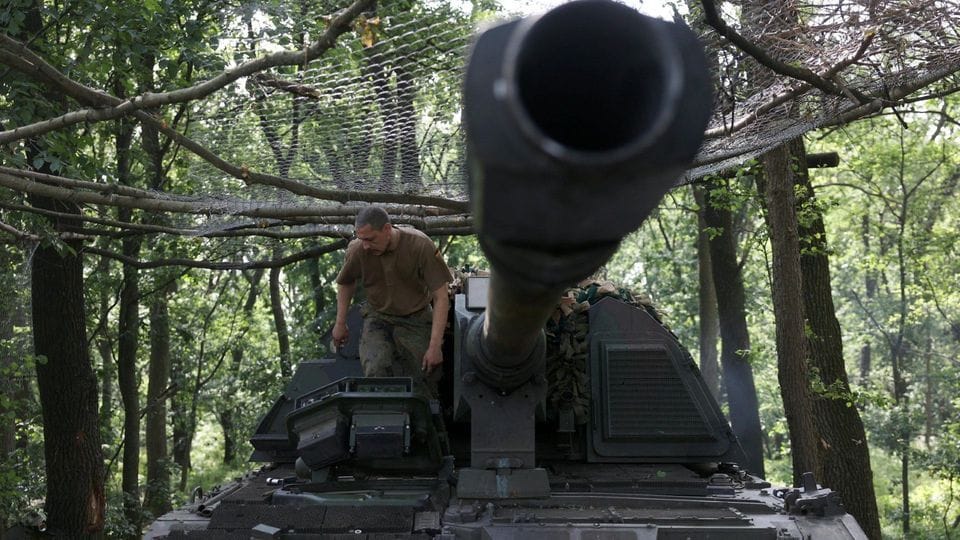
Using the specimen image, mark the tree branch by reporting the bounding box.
[0,199,473,240]
[252,73,325,100]
[700,0,872,103]
[704,30,875,139]
[0,0,376,143]
[823,63,960,127]
[83,239,349,270]
[0,165,193,201]
[0,170,464,220]
[0,219,38,242]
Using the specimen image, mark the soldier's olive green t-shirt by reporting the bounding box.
[336,227,452,316]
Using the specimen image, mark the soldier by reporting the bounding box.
[333,206,452,397]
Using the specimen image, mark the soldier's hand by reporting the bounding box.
[332,321,349,349]
[422,344,443,374]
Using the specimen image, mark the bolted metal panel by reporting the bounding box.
[587,297,745,462]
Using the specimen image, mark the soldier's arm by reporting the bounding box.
[422,285,449,373]
[332,281,356,348]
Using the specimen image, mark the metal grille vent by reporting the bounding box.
[602,344,711,441]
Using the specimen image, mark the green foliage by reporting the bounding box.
[808,366,890,408]
[103,491,146,539]
[441,235,488,273]
[808,97,960,535]
[180,416,250,498]
[0,442,45,531]
[871,446,960,539]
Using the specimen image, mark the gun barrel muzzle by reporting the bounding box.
[464,0,711,390]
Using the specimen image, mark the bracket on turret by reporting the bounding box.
[456,467,550,499]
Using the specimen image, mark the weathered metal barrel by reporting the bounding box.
[463,0,711,391]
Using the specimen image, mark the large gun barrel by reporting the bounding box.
[463,0,711,392]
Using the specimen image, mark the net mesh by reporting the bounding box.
[2,0,960,237]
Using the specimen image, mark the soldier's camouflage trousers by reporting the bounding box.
[359,305,440,399]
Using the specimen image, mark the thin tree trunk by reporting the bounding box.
[320,136,349,188]
[219,269,263,464]
[684,0,723,404]
[115,101,143,532]
[138,51,174,515]
[0,259,17,454]
[859,214,875,383]
[218,354,240,465]
[924,339,933,448]
[175,274,229,491]
[859,342,871,384]
[117,243,141,532]
[693,184,721,401]
[703,178,765,477]
[0,245,28,454]
[270,261,292,378]
[307,255,327,337]
[902,441,911,536]
[794,140,882,538]
[759,142,820,484]
[144,288,173,516]
[95,255,116,446]
[171,352,192,492]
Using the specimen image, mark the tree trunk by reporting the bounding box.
[97,333,115,440]
[902,438,910,536]
[307,255,327,338]
[144,289,173,516]
[703,178,765,477]
[693,184,721,401]
[759,142,820,484]
[117,249,142,532]
[218,354,240,464]
[94,256,116,447]
[16,4,105,534]
[0,245,28,455]
[270,262,292,378]
[924,337,934,449]
[0,254,19,454]
[859,214,875,383]
[320,135,349,189]
[858,342,871,384]
[219,269,263,464]
[31,209,105,536]
[171,354,193,492]
[794,140,882,538]
[115,102,143,532]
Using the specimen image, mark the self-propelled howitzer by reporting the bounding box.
[146,2,869,538]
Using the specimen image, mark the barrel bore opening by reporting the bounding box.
[514,2,672,153]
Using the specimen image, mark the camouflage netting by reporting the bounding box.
[1,0,960,244]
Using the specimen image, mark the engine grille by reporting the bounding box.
[602,345,711,440]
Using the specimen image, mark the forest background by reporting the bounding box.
[0,0,959,538]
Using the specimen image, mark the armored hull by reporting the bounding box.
[146,293,867,540]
